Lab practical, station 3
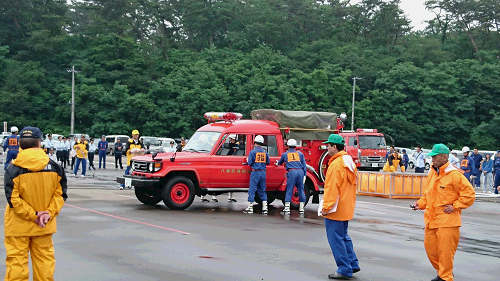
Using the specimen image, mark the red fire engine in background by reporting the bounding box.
[339,129,387,171]
[117,109,387,211]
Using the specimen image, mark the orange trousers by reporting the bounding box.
[4,234,55,281]
[424,226,459,281]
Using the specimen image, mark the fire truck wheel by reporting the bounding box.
[134,188,162,205]
[284,185,310,210]
[162,176,195,210]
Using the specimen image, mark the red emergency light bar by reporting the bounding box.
[204,112,243,123]
[356,128,377,133]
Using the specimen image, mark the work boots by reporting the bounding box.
[299,202,305,214]
[280,202,290,215]
[243,202,254,214]
[262,201,268,214]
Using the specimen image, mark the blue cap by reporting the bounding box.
[19,127,43,139]
[101,135,106,138]
[402,149,406,152]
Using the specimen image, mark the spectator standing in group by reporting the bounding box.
[481,153,494,193]
[243,135,269,214]
[494,150,500,195]
[88,138,97,170]
[176,137,186,152]
[412,146,426,173]
[55,136,64,164]
[401,149,409,171]
[276,139,307,215]
[45,134,55,154]
[70,136,78,170]
[63,137,70,169]
[114,137,123,170]
[2,126,20,170]
[385,146,394,161]
[448,148,459,169]
[120,130,145,190]
[48,148,58,162]
[3,126,67,281]
[460,146,475,186]
[98,135,108,169]
[72,135,88,178]
[471,148,483,188]
[166,141,176,152]
[412,143,475,281]
[321,134,360,280]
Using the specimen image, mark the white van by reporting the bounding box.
[105,135,129,155]
[158,137,177,152]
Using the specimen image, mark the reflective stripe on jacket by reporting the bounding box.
[416,162,475,229]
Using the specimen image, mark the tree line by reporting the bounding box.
[0,0,499,149]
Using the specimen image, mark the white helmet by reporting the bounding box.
[10,126,18,133]
[254,135,264,144]
[462,146,470,153]
[287,139,297,147]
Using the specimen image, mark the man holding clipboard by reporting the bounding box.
[320,134,360,280]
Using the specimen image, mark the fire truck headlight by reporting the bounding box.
[148,163,154,172]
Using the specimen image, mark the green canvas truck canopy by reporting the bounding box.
[250,109,338,140]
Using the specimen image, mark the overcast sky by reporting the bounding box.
[351,0,435,31]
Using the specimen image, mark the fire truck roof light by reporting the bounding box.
[356,128,377,133]
[204,112,243,122]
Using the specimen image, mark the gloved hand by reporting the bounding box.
[303,176,306,184]
[274,160,279,167]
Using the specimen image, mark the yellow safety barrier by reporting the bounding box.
[357,171,428,199]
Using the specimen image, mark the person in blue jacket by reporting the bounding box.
[460,146,475,185]
[98,135,108,169]
[276,139,307,215]
[481,152,494,193]
[471,148,483,188]
[494,150,500,194]
[2,126,20,170]
[401,149,409,171]
[385,146,394,161]
[243,135,270,215]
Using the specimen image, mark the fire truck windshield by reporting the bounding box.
[358,135,386,149]
[183,131,221,153]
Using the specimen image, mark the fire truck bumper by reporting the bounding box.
[116,175,160,188]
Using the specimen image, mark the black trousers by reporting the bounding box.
[56,151,64,163]
[88,153,95,168]
[63,150,69,168]
[115,153,123,169]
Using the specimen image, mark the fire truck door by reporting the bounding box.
[210,134,251,188]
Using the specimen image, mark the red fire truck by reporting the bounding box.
[339,129,387,171]
[117,110,347,210]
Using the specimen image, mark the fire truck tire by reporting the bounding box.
[135,188,162,205]
[162,176,195,210]
[283,184,310,210]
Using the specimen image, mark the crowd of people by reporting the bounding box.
[382,145,500,194]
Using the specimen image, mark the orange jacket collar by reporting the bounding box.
[328,150,347,165]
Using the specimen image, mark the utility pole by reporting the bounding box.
[71,66,75,134]
[351,77,361,131]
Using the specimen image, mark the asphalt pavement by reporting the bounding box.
[0,161,499,281]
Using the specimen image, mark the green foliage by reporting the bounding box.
[0,0,499,149]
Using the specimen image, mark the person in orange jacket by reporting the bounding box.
[321,134,360,280]
[383,149,406,173]
[412,143,475,281]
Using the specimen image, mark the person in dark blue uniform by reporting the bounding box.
[98,135,108,169]
[276,139,307,215]
[460,146,475,185]
[401,149,409,171]
[114,137,124,170]
[494,150,500,194]
[244,135,270,214]
[471,148,483,188]
[2,126,20,170]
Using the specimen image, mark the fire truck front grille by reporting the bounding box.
[132,161,149,172]
[362,156,384,163]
